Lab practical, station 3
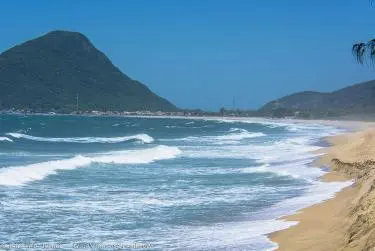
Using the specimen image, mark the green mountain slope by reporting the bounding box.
[259,80,375,118]
[0,30,177,112]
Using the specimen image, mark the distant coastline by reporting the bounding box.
[0,109,260,119]
[3,110,375,125]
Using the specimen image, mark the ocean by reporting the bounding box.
[0,115,352,250]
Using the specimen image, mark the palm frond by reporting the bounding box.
[352,40,375,66]
[370,40,375,66]
[352,43,366,65]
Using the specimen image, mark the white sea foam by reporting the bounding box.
[271,180,353,217]
[0,137,13,142]
[162,219,297,250]
[241,160,325,181]
[247,179,353,240]
[241,164,304,179]
[170,128,265,145]
[216,128,265,141]
[206,117,345,134]
[92,145,181,164]
[247,179,352,250]
[0,145,181,186]
[183,135,322,162]
[6,133,154,144]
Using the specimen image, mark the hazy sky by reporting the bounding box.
[0,0,374,111]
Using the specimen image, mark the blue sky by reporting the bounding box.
[0,0,374,111]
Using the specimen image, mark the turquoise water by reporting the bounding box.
[0,115,351,250]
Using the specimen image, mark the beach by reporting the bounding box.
[271,122,375,251]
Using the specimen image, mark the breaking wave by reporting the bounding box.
[0,137,13,142]
[169,128,265,144]
[0,145,181,186]
[6,133,154,144]
[220,128,266,140]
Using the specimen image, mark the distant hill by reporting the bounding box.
[0,30,177,113]
[259,80,375,118]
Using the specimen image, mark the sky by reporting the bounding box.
[0,0,374,111]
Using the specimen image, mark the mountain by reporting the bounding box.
[259,80,375,118]
[0,30,177,113]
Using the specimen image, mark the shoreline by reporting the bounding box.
[269,125,375,251]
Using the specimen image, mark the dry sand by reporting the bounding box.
[270,125,375,251]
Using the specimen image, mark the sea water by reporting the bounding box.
[0,115,352,250]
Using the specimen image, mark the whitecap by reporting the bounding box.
[241,161,322,181]
[215,129,265,141]
[0,137,13,142]
[0,145,181,186]
[184,135,322,162]
[6,133,154,144]
[168,128,265,144]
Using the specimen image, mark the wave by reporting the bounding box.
[208,117,346,135]
[0,145,181,186]
[241,161,323,181]
[165,218,297,250]
[218,128,265,140]
[254,179,352,248]
[0,137,13,142]
[270,180,353,217]
[6,133,154,144]
[241,164,295,176]
[250,179,352,250]
[184,135,321,163]
[168,128,265,145]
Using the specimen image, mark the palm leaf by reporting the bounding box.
[370,40,375,65]
[352,43,366,65]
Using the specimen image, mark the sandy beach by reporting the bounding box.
[270,122,375,251]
